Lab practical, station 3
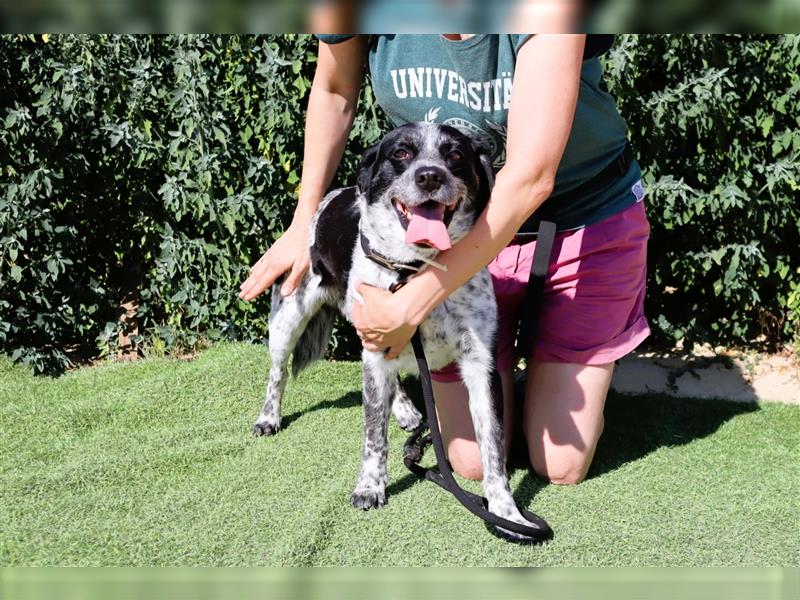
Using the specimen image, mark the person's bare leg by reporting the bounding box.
[432,370,514,480]
[523,360,613,485]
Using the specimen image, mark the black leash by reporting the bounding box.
[361,225,557,542]
[403,330,553,542]
[514,220,557,358]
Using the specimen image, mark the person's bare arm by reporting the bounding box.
[353,35,586,357]
[239,36,365,301]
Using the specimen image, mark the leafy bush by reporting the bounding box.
[0,34,385,372]
[0,34,797,373]
[604,34,799,350]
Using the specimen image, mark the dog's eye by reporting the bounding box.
[448,150,464,162]
[393,149,410,160]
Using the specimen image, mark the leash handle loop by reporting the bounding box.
[409,333,552,540]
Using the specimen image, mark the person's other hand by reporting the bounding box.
[352,282,417,359]
[239,224,310,301]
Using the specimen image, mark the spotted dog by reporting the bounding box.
[253,122,537,539]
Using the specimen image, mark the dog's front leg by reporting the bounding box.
[350,354,395,510]
[458,336,533,539]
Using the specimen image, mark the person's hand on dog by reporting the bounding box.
[352,282,417,359]
[239,223,310,301]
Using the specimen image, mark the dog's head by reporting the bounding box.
[356,122,494,262]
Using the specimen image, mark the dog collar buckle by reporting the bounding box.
[359,233,424,277]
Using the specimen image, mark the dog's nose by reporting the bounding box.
[414,166,446,193]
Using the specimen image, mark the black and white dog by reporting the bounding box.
[253,122,536,537]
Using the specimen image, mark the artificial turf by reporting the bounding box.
[1,342,797,566]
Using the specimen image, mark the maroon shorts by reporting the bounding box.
[431,199,651,382]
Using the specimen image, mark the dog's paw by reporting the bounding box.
[393,407,423,432]
[252,420,280,437]
[349,488,386,510]
[490,509,551,544]
[391,393,423,431]
[494,523,536,543]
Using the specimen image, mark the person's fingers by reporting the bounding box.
[351,300,363,328]
[240,268,263,292]
[240,249,280,294]
[240,265,280,301]
[238,276,254,298]
[355,281,378,297]
[385,347,401,360]
[239,271,262,299]
[354,322,379,343]
[362,341,382,352]
[280,259,309,297]
[246,250,272,280]
[249,252,269,275]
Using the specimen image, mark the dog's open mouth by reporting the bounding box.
[393,198,458,251]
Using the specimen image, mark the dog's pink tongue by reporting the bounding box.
[405,203,452,250]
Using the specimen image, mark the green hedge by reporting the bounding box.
[0,34,797,373]
[604,35,799,349]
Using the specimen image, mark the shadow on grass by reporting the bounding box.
[280,391,362,430]
[589,391,759,478]
[386,471,425,497]
[398,375,759,499]
[272,385,426,501]
[278,376,758,513]
[396,375,552,509]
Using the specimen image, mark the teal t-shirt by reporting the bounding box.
[316,34,643,231]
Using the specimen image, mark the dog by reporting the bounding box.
[253,122,537,538]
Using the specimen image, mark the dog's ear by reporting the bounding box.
[356,140,381,195]
[472,138,495,199]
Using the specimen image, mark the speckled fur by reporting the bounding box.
[254,123,535,539]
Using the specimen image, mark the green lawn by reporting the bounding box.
[1,343,797,566]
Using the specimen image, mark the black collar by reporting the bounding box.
[359,232,425,291]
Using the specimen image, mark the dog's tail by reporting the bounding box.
[292,305,336,377]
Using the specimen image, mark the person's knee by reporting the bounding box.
[530,452,589,485]
[527,412,605,486]
[447,438,483,481]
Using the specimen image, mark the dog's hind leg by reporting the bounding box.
[253,278,329,436]
[391,377,423,431]
[458,333,535,541]
[350,355,395,509]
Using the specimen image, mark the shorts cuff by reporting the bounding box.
[429,362,462,383]
[532,316,651,365]
[495,352,517,373]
